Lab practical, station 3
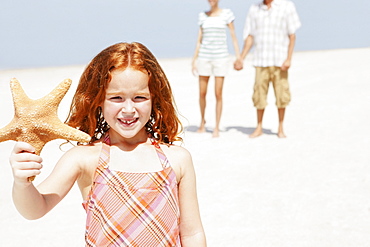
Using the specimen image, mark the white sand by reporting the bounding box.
[1,48,370,246]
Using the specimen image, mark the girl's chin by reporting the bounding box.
[111,127,147,140]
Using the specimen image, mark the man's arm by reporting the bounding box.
[281,33,296,71]
[234,34,254,71]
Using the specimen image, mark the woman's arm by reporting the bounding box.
[10,142,88,219]
[191,28,203,76]
[234,34,254,70]
[240,34,254,61]
[227,21,241,60]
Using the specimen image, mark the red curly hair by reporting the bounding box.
[65,42,183,144]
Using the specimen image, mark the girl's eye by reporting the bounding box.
[110,96,122,100]
[135,96,147,101]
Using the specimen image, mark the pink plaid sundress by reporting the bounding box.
[83,135,181,246]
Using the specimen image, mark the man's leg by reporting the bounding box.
[250,109,265,138]
[198,76,210,132]
[272,67,290,138]
[278,108,286,138]
[250,67,269,138]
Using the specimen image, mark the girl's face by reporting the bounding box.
[102,68,152,143]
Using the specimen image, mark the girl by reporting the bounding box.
[192,0,241,137]
[10,42,207,247]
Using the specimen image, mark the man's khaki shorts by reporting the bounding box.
[252,66,291,109]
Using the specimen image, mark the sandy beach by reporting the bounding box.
[1,47,370,246]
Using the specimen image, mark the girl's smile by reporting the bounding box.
[102,68,152,143]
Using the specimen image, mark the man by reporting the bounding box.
[235,0,301,138]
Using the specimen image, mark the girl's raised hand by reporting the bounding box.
[10,142,43,185]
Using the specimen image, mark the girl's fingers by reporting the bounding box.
[10,142,44,183]
[11,161,43,184]
[15,152,43,164]
[10,142,43,163]
[12,141,36,154]
[13,169,42,179]
[13,161,43,170]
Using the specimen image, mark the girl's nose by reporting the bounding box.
[121,101,136,114]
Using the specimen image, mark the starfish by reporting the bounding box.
[0,78,91,180]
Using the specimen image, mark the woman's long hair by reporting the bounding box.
[65,42,183,144]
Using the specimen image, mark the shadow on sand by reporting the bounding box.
[184,125,213,134]
[184,125,276,136]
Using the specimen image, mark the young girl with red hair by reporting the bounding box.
[10,42,207,247]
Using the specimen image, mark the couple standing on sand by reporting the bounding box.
[192,0,301,138]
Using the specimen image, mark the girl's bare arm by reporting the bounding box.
[165,146,207,246]
[10,142,89,219]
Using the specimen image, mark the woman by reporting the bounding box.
[192,0,240,137]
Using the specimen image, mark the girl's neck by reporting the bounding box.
[108,129,149,151]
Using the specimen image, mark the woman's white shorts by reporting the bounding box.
[197,58,230,77]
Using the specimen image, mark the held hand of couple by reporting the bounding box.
[234,59,243,71]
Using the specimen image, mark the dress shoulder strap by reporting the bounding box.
[151,139,171,169]
[98,134,110,169]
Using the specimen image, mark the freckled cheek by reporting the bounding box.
[101,102,122,118]
[140,103,152,121]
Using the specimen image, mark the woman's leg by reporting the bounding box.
[198,76,210,132]
[213,76,225,137]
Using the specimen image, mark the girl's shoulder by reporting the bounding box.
[159,144,193,181]
[66,141,102,154]
[160,144,191,157]
[159,144,193,166]
[61,141,102,165]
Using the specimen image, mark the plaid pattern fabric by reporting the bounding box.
[83,136,181,246]
[243,0,301,67]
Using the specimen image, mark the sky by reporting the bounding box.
[0,0,369,70]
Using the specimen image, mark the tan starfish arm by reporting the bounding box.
[1,78,92,181]
[0,120,21,143]
[10,78,33,112]
[39,122,92,145]
[1,78,91,153]
[40,79,72,107]
[0,122,91,155]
